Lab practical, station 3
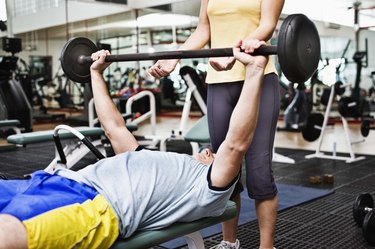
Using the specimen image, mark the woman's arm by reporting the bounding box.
[242,0,285,53]
[148,0,210,78]
[178,0,211,50]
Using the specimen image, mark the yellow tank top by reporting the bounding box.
[206,0,277,84]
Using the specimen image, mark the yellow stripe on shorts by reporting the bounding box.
[23,195,119,249]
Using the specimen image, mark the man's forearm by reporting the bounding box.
[210,64,265,187]
[90,71,126,132]
[91,71,139,153]
[226,65,264,149]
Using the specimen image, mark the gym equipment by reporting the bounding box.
[7,126,109,173]
[159,66,209,153]
[369,71,375,103]
[353,193,374,226]
[360,119,375,137]
[305,82,365,163]
[0,79,33,132]
[338,40,370,118]
[301,113,324,142]
[320,81,346,106]
[352,193,375,246]
[318,40,350,107]
[111,201,237,249]
[0,119,21,135]
[278,82,310,132]
[60,14,320,84]
[2,37,22,54]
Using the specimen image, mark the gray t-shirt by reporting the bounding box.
[57,150,236,238]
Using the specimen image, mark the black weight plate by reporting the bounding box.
[353,193,374,227]
[338,96,359,117]
[320,88,331,106]
[361,120,371,137]
[302,113,324,142]
[278,14,321,83]
[60,37,97,83]
[334,81,345,96]
[363,210,375,246]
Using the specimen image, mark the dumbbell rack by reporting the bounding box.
[305,83,366,163]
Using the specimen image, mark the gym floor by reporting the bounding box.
[0,115,374,249]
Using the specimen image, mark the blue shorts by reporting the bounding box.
[0,170,119,249]
[0,170,98,221]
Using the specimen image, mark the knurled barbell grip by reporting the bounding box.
[77,46,278,64]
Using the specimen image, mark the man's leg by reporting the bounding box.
[0,214,27,249]
[256,196,278,249]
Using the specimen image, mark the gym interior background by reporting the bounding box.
[1,0,375,248]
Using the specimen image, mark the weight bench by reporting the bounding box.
[6,124,137,173]
[0,119,21,135]
[184,115,210,155]
[111,200,237,249]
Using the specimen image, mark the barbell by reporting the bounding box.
[60,14,321,84]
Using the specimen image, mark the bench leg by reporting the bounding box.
[184,231,205,249]
[44,139,105,173]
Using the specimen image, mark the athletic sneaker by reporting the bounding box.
[210,239,242,249]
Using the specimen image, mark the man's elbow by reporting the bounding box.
[102,122,125,140]
[226,137,252,155]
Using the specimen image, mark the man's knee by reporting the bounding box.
[0,214,27,249]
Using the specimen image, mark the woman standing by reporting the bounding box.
[149,1,284,248]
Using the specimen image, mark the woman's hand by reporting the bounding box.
[240,37,266,54]
[233,40,268,69]
[148,59,179,79]
[208,56,236,71]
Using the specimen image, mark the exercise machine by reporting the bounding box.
[0,38,33,131]
[278,81,310,131]
[304,82,365,163]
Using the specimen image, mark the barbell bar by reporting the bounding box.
[60,14,321,84]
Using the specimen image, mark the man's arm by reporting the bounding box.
[90,50,139,154]
[210,41,268,188]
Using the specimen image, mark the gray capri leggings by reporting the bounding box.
[207,73,280,200]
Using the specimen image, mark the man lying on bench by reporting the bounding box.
[0,39,268,249]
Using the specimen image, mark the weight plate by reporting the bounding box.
[363,210,375,246]
[60,37,98,83]
[278,14,321,83]
[338,96,359,118]
[320,88,331,106]
[361,120,371,137]
[302,113,324,142]
[353,193,374,227]
[334,81,345,96]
